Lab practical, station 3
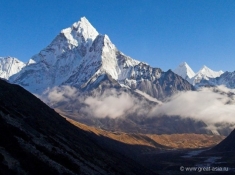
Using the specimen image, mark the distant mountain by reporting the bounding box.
[0,56,25,80]
[213,71,235,88]
[192,65,223,85]
[173,62,195,81]
[9,17,193,100]
[197,71,235,89]
[174,62,223,85]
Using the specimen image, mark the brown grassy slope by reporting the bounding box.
[66,117,225,149]
[147,134,224,148]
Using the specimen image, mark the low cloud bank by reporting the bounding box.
[43,86,79,103]
[41,85,235,128]
[81,93,136,118]
[149,86,235,128]
[42,87,148,118]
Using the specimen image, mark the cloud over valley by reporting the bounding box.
[41,85,235,133]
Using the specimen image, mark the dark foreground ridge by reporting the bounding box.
[0,79,157,175]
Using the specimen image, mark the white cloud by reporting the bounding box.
[81,92,136,118]
[41,85,235,133]
[42,86,79,103]
[41,86,148,118]
[149,86,235,126]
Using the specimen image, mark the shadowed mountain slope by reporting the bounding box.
[211,129,235,152]
[0,79,157,175]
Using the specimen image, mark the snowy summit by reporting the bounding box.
[193,65,224,84]
[0,57,25,80]
[174,62,224,85]
[9,17,142,93]
[173,62,195,80]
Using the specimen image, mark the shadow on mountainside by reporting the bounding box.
[0,79,158,175]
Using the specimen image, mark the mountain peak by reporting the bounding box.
[0,57,25,80]
[173,62,195,79]
[197,65,218,74]
[201,65,209,70]
[72,16,93,29]
[80,16,88,21]
[180,62,188,66]
[69,17,99,41]
[191,65,224,84]
[174,63,225,85]
[59,17,99,48]
[32,17,99,64]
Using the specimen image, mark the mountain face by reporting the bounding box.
[173,62,195,81]
[0,57,25,80]
[10,17,193,100]
[192,65,224,85]
[197,71,235,89]
[214,71,235,88]
[0,79,157,175]
[174,62,224,85]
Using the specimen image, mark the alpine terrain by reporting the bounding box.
[10,17,193,99]
[1,16,235,175]
[174,62,224,85]
[1,17,234,136]
[0,57,25,80]
[0,75,229,175]
[6,17,217,135]
[198,71,235,89]
[173,62,195,82]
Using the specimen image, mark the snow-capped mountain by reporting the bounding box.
[0,56,25,80]
[173,62,195,81]
[10,17,193,100]
[192,65,223,85]
[198,71,235,89]
[216,71,235,88]
[174,62,223,85]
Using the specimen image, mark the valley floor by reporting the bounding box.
[65,117,235,175]
[66,117,224,150]
[138,148,235,175]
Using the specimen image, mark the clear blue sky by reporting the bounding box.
[1,0,235,72]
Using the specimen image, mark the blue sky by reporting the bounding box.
[1,0,235,72]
